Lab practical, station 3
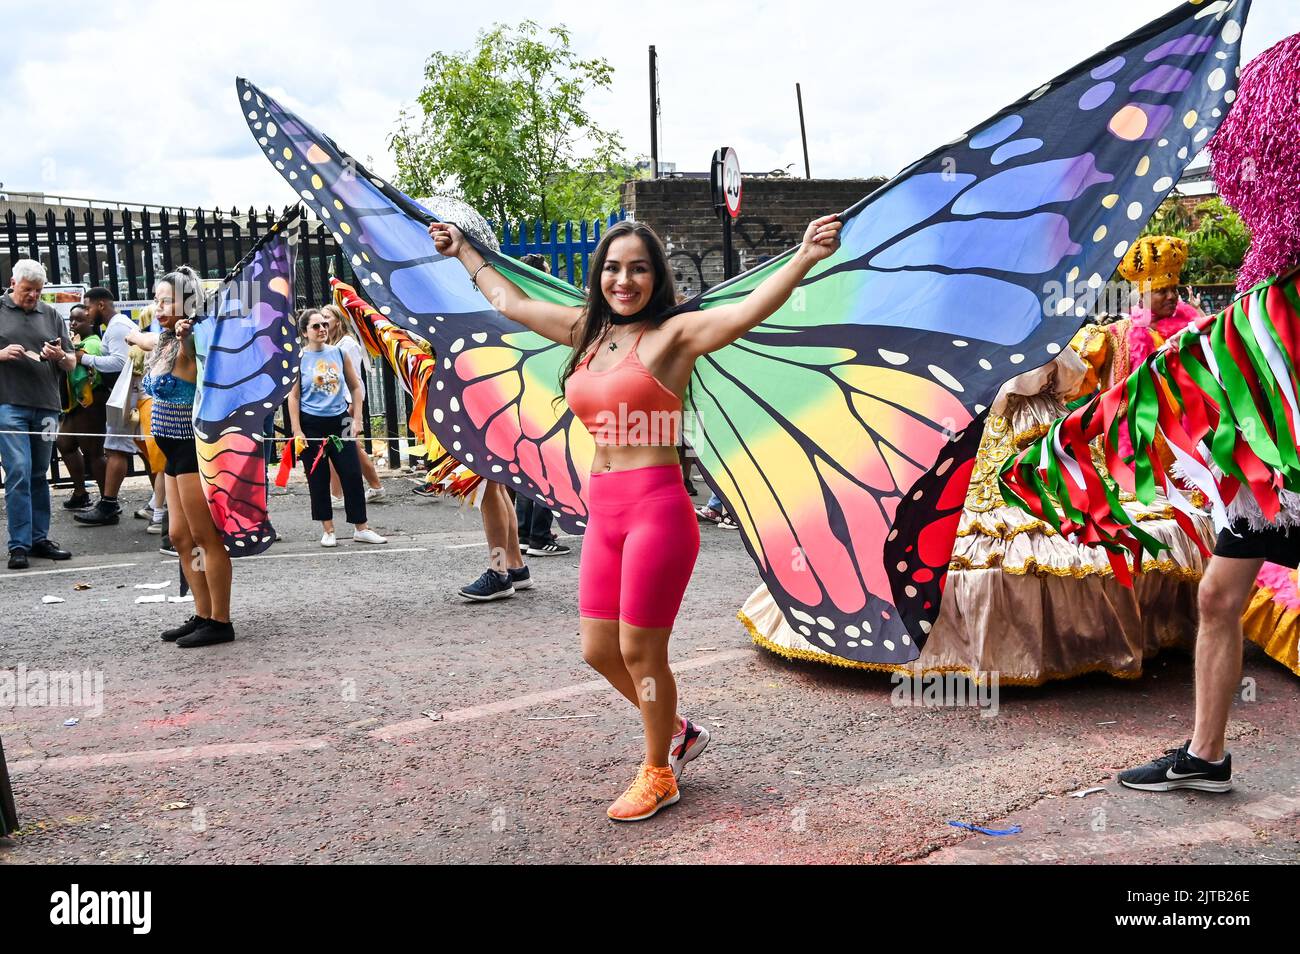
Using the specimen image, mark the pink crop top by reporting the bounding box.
[564,329,683,446]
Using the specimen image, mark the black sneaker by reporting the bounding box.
[412,483,438,498]
[458,569,514,602]
[159,536,178,557]
[161,615,208,642]
[1118,741,1233,793]
[7,548,28,571]
[62,492,92,511]
[73,501,121,526]
[508,566,533,590]
[525,540,570,557]
[176,620,235,648]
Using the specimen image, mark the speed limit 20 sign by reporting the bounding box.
[711,146,743,219]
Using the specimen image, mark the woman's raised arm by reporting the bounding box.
[428,223,583,347]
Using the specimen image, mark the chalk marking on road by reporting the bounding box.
[9,737,331,774]
[0,562,138,580]
[929,819,1258,865]
[7,649,753,772]
[370,648,751,740]
[1242,793,1300,820]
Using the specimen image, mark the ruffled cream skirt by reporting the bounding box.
[741,497,1214,686]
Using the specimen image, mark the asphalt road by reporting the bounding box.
[1,471,1297,864]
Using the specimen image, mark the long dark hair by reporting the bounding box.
[557,220,678,396]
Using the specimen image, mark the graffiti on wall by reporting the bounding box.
[664,216,799,298]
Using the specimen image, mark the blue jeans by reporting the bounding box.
[707,493,722,511]
[0,404,59,552]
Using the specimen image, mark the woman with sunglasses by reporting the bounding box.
[287,309,387,548]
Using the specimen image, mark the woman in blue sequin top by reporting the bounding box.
[127,267,236,649]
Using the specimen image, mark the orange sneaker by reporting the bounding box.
[607,764,679,822]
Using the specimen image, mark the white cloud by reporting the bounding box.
[2,0,1295,211]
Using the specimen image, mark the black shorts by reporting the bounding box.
[155,435,200,477]
[1213,518,1300,568]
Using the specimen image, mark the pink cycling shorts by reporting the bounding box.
[578,464,700,629]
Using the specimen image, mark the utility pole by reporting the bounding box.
[649,46,659,179]
[796,83,811,179]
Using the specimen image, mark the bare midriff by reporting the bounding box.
[589,442,682,473]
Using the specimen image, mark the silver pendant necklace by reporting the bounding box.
[606,326,639,351]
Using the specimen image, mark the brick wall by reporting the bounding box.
[621,176,885,297]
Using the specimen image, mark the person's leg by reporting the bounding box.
[80,401,107,493]
[357,440,381,490]
[530,501,554,545]
[482,481,523,570]
[102,450,129,501]
[152,472,168,524]
[329,461,342,500]
[515,495,535,549]
[617,485,700,769]
[1189,555,1264,761]
[56,432,87,495]
[176,472,232,623]
[73,443,128,525]
[300,422,336,530]
[165,475,212,620]
[0,405,35,552]
[26,412,57,546]
[678,444,697,493]
[326,426,369,529]
[81,433,106,494]
[619,624,678,769]
[580,616,642,707]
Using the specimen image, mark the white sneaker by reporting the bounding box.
[331,495,344,508]
[365,485,387,502]
[352,528,387,545]
[320,531,337,548]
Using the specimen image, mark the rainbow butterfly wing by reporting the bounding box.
[193,208,300,555]
[681,0,1250,663]
[239,0,1248,663]
[237,78,593,529]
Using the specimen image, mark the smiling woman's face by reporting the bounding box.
[599,234,656,318]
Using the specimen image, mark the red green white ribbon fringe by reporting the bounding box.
[999,270,1300,586]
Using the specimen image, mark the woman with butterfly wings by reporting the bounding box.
[429,214,842,822]
[127,267,236,649]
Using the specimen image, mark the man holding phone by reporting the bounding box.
[0,259,75,570]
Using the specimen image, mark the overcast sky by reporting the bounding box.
[2,0,1294,212]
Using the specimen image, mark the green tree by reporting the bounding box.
[390,21,630,225]
[1185,197,1251,284]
